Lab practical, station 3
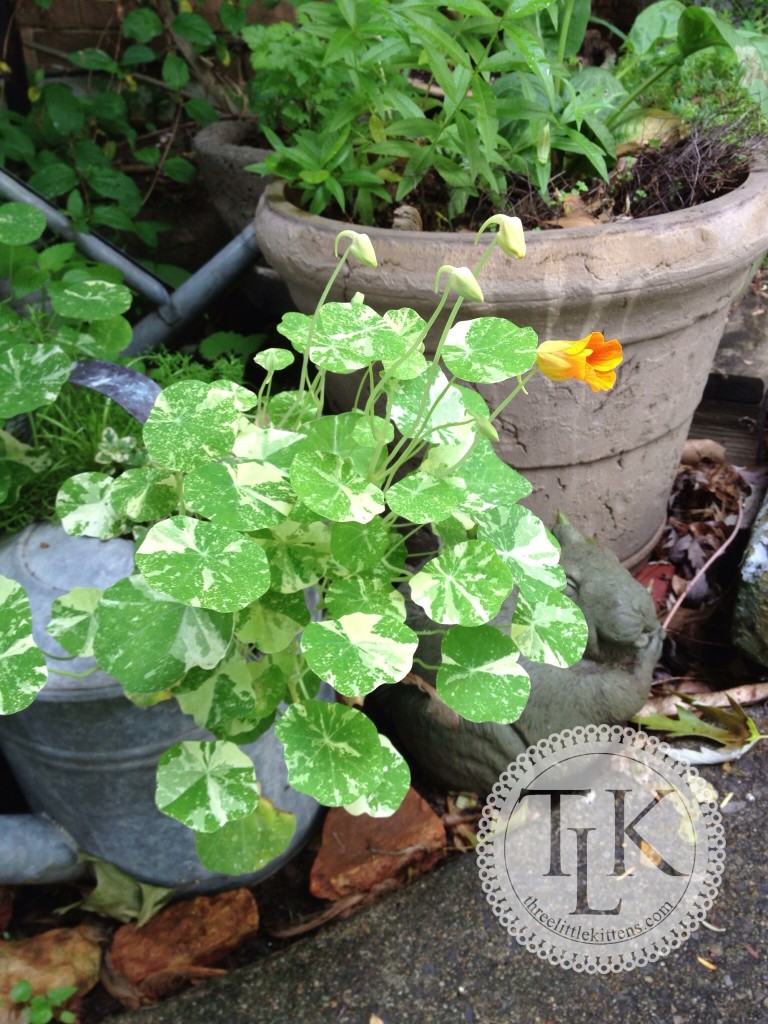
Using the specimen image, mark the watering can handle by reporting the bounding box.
[69,359,161,425]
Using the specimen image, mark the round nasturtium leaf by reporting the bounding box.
[155,739,259,833]
[260,519,331,594]
[290,451,385,524]
[436,625,531,724]
[175,652,279,743]
[379,307,428,379]
[325,573,406,622]
[301,612,418,697]
[274,700,384,806]
[434,437,532,516]
[0,343,72,418]
[234,589,310,654]
[94,574,233,694]
[0,575,47,714]
[409,540,514,626]
[344,735,411,818]
[143,379,255,472]
[390,368,479,445]
[48,277,133,322]
[184,460,294,531]
[385,471,463,525]
[75,315,133,360]
[0,202,46,245]
[195,797,297,875]
[47,586,102,657]
[109,466,180,523]
[509,577,589,668]
[329,518,390,575]
[136,516,271,613]
[56,472,126,539]
[443,317,537,383]
[476,504,566,591]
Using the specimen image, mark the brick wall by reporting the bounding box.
[12,0,294,72]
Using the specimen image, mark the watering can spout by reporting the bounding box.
[0,814,86,884]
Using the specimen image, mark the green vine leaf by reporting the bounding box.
[443,317,537,382]
[426,438,532,517]
[290,452,385,523]
[136,516,271,613]
[0,575,47,714]
[0,343,72,418]
[509,578,588,667]
[94,575,233,694]
[47,586,102,657]
[275,700,384,805]
[184,460,295,531]
[48,277,132,321]
[475,504,566,591]
[410,540,514,626]
[56,472,127,539]
[301,612,418,697]
[436,625,531,723]
[329,518,391,575]
[143,379,256,472]
[344,735,411,817]
[0,201,47,244]
[109,466,180,523]
[155,739,259,833]
[325,574,407,621]
[195,797,297,875]
[234,590,310,654]
[385,470,463,525]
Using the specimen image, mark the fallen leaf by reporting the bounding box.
[637,682,768,718]
[57,857,174,926]
[696,956,718,971]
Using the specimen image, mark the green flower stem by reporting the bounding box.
[606,58,678,130]
[557,0,577,71]
[412,658,440,671]
[297,251,349,396]
[488,368,540,422]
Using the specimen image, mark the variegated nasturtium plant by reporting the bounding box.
[0,214,623,876]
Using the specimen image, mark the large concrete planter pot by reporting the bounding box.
[253,167,768,565]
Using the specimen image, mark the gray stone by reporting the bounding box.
[733,492,768,666]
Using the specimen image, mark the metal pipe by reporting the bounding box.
[125,222,262,355]
[0,168,172,308]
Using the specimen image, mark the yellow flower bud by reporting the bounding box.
[476,214,526,259]
[335,230,377,267]
[434,265,484,303]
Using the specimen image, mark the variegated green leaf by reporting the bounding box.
[301,612,418,697]
[0,575,47,714]
[409,540,514,626]
[351,415,395,448]
[390,370,485,445]
[184,460,295,531]
[155,739,259,833]
[509,578,589,667]
[279,303,408,374]
[476,504,566,591]
[94,575,233,693]
[195,797,296,874]
[385,471,463,525]
[47,586,101,657]
[443,317,537,383]
[235,590,310,653]
[325,574,406,622]
[380,308,428,379]
[0,343,72,418]
[143,379,256,472]
[290,452,385,524]
[175,652,283,743]
[301,413,377,476]
[136,516,270,613]
[0,428,50,474]
[0,201,46,244]
[232,424,304,466]
[436,625,531,723]
[344,735,411,818]
[426,438,532,516]
[110,466,180,522]
[275,700,384,805]
[267,389,321,430]
[329,518,390,575]
[56,472,127,539]
[48,277,132,321]
[260,520,331,593]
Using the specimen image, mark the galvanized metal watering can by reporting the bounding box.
[0,364,324,892]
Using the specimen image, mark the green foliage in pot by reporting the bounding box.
[1,214,624,875]
[245,0,768,224]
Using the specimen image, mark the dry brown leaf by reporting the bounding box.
[681,439,727,465]
[637,682,768,719]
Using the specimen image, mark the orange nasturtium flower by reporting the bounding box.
[535,332,623,392]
